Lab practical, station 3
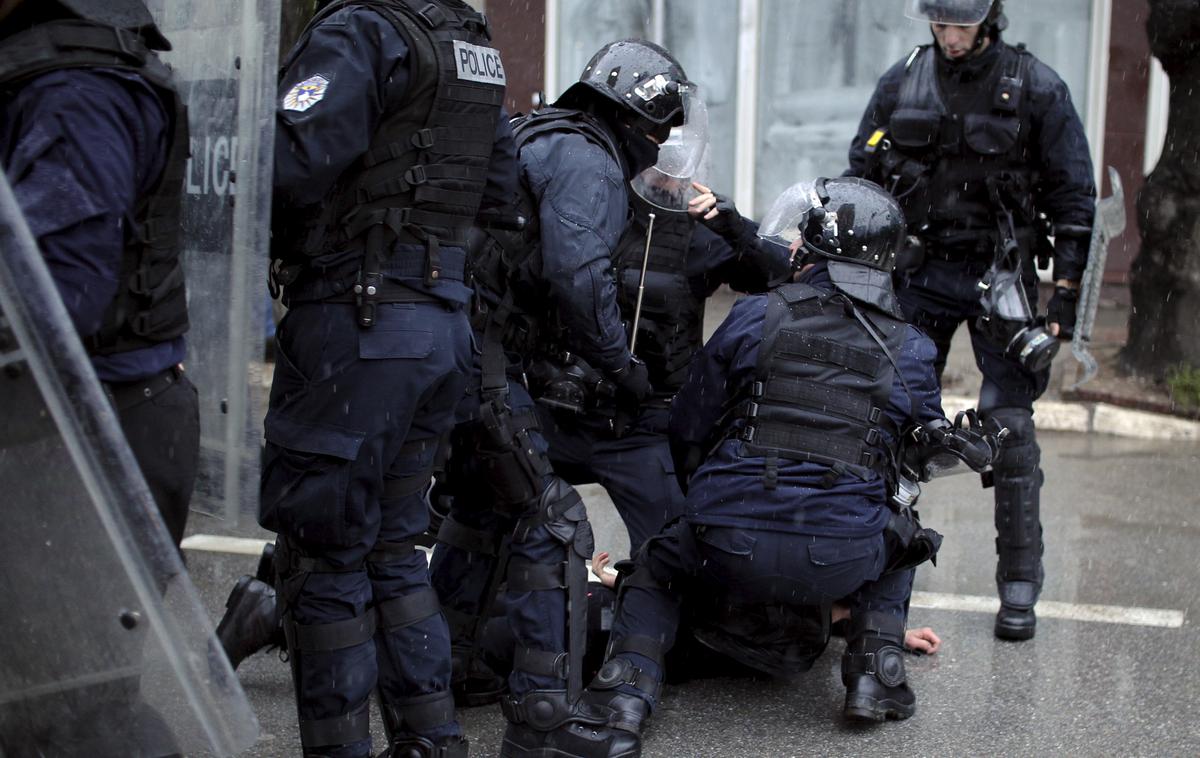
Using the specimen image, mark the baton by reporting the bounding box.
[629,212,656,353]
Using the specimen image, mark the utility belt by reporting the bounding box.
[103,364,186,412]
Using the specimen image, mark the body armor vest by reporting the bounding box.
[733,282,906,483]
[876,43,1035,238]
[612,195,703,395]
[0,20,189,355]
[276,0,506,287]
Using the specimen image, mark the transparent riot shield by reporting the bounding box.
[0,175,257,755]
[145,0,281,524]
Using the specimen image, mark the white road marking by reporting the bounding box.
[910,591,1185,629]
[182,535,1186,629]
[180,534,272,556]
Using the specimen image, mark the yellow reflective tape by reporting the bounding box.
[867,129,885,148]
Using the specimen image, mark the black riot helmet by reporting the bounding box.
[759,177,907,314]
[555,39,693,142]
[908,0,1007,41]
[55,0,171,49]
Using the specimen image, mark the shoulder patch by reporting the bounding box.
[283,74,330,113]
[452,40,506,86]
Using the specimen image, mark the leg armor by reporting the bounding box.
[430,402,554,705]
[841,610,915,722]
[273,538,376,755]
[500,479,597,756]
[986,406,1043,640]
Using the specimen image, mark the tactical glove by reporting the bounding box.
[699,192,745,241]
[1045,285,1079,339]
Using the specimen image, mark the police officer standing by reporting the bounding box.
[261,0,514,755]
[846,0,1096,640]
[426,40,695,757]
[541,178,987,757]
[0,0,197,548]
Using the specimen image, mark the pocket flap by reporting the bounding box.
[808,538,877,567]
[696,527,757,557]
[889,108,941,149]
[963,114,1020,155]
[264,411,364,461]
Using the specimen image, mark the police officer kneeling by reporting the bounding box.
[542,178,994,756]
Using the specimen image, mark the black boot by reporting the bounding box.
[989,407,1044,641]
[379,735,468,758]
[216,575,282,669]
[841,612,915,722]
[499,687,645,758]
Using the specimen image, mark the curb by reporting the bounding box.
[941,394,1200,442]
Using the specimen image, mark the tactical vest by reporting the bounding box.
[876,43,1035,236]
[0,20,189,355]
[276,0,506,288]
[611,194,703,395]
[731,282,906,484]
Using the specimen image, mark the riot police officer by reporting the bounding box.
[261,1,515,755]
[0,0,197,548]
[533,169,791,551]
[426,39,696,757]
[537,178,997,757]
[846,0,1096,640]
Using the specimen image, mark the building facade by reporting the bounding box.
[485,0,1164,283]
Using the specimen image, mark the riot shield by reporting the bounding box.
[146,0,281,524]
[0,174,257,755]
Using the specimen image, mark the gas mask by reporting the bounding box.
[974,265,1058,373]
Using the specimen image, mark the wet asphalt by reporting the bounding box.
[185,428,1200,758]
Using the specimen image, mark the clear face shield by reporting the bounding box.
[757,180,838,253]
[904,0,993,25]
[630,88,709,212]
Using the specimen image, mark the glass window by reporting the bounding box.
[754,0,1094,213]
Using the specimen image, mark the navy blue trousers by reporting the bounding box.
[537,405,684,552]
[260,302,471,756]
[608,520,914,709]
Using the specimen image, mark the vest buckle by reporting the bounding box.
[417,3,447,29]
[404,165,428,186]
[411,128,435,150]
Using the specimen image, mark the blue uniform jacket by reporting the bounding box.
[0,67,181,382]
[687,221,791,301]
[845,39,1096,282]
[521,128,632,374]
[669,265,947,538]
[274,5,517,306]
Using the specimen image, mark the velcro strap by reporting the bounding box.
[385,689,456,732]
[444,83,506,107]
[441,606,476,639]
[609,634,664,665]
[415,184,483,209]
[762,374,877,424]
[290,553,364,574]
[774,330,883,377]
[507,559,566,592]
[287,611,376,652]
[747,421,876,472]
[383,473,431,500]
[514,647,568,679]
[376,587,442,630]
[365,539,417,565]
[437,517,499,556]
[299,704,371,748]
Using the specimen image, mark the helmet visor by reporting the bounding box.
[758,180,826,247]
[630,92,710,211]
[904,0,993,26]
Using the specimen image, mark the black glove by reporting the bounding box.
[1045,285,1079,339]
[699,192,744,241]
[611,356,651,403]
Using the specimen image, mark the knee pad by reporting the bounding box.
[986,407,1041,480]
